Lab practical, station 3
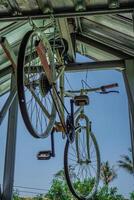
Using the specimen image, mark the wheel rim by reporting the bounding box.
[64,129,100,200]
[17,30,56,138]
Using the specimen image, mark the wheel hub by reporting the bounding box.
[79,159,91,165]
[39,73,51,97]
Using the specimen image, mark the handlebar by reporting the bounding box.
[65,83,119,95]
[101,83,118,91]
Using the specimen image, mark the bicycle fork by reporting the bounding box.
[75,113,91,164]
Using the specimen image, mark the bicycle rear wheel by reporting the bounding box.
[64,128,100,200]
[17,30,56,138]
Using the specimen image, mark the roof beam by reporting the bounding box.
[76,33,131,59]
[81,26,134,57]
[0,66,12,79]
[65,60,125,72]
[0,3,133,21]
[0,59,125,80]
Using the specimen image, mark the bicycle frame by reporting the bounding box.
[65,90,92,163]
[34,32,68,131]
[31,28,118,138]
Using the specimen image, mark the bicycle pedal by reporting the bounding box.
[74,95,89,106]
[37,150,52,160]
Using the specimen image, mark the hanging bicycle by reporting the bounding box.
[17,21,119,200]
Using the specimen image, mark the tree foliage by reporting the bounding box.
[45,179,73,200]
[12,159,134,200]
[118,148,134,176]
[100,161,117,186]
[95,186,126,200]
[130,191,134,200]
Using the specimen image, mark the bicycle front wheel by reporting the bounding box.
[64,130,100,200]
[17,30,56,138]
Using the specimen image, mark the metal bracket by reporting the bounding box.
[74,0,86,11]
[36,0,53,13]
[108,0,120,9]
[7,0,22,16]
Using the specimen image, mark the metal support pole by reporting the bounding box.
[122,59,134,169]
[0,87,17,125]
[2,73,18,200]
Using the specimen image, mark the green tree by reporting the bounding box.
[118,148,134,175]
[95,186,125,200]
[130,191,134,200]
[13,190,21,200]
[54,169,65,181]
[45,179,73,200]
[45,168,134,200]
[100,161,117,186]
[45,168,73,200]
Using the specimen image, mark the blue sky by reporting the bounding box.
[0,54,133,197]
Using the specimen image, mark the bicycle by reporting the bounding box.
[63,84,119,200]
[36,84,118,200]
[17,24,119,200]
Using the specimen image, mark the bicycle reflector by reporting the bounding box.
[74,95,89,106]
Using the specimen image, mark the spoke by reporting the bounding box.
[28,86,51,119]
[82,129,87,155]
[90,144,96,160]
[70,144,77,157]
[70,163,79,168]
[79,134,84,157]
[43,96,49,127]
[40,105,43,133]
[87,166,93,178]
[85,167,88,179]
[76,166,81,180]
[90,164,97,175]
[35,101,42,132]
[27,95,34,111]
[30,96,36,121]
[79,166,84,180]
[91,160,97,163]
[76,166,81,179]
[69,152,77,159]
[81,166,85,181]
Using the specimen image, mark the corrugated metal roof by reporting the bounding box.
[0,0,134,96]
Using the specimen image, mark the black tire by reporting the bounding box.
[64,132,100,200]
[17,30,56,138]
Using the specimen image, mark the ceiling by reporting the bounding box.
[0,0,134,96]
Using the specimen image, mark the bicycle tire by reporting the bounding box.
[64,131,100,200]
[17,30,56,138]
